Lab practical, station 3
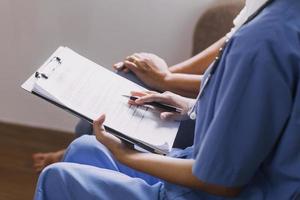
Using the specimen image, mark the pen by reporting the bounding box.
[122,95,182,113]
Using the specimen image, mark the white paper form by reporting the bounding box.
[34,48,179,151]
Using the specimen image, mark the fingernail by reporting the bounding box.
[97,114,105,121]
[117,62,124,67]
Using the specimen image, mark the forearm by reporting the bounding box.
[121,152,198,187]
[169,37,226,75]
[159,73,202,98]
[116,150,240,197]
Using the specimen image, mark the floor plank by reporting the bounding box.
[0,122,74,200]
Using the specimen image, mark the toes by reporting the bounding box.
[35,166,44,173]
[33,162,44,173]
[32,153,46,160]
[33,160,43,166]
[32,150,65,172]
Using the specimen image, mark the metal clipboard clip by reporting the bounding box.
[35,56,62,79]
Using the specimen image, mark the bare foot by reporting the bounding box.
[32,149,65,172]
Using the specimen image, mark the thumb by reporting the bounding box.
[93,114,106,133]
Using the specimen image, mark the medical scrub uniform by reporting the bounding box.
[34,0,300,199]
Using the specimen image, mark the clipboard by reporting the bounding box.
[22,47,171,155]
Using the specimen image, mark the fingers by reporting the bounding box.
[123,68,130,73]
[32,150,65,173]
[130,91,173,105]
[113,62,124,70]
[114,53,151,74]
[123,60,139,73]
[128,91,184,121]
[130,91,146,97]
[126,54,149,71]
[128,91,157,105]
[32,153,44,161]
[130,90,156,97]
[126,54,141,62]
[135,93,169,104]
[128,99,137,105]
[113,62,130,73]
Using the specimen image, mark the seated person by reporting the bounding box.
[34,0,300,199]
[32,22,226,173]
[31,0,273,173]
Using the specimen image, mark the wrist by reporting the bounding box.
[114,144,138,163]
[100,135,137,161]
[99,134,123,154]
[169,65,181,73]
[155,72,173,91]
[160,72,176,91]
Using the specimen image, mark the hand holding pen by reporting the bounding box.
[126,91,190,121]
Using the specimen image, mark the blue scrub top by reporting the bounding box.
[162,0,300,199]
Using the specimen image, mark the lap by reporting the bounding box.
[63,135,160,185]
[35,162,162,200]
[35,136,163,200]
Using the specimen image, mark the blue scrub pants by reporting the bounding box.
[34,135,163,200]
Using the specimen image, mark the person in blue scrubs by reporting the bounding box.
[34,0,300,199]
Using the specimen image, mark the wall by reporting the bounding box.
[0,0,217,132]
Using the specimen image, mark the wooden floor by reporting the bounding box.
[0,122,74,200]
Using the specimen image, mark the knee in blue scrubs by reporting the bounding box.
[35,162,162,200]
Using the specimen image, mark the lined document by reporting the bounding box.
[30,47,180,152]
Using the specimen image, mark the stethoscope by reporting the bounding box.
[188,42,226,120]
[188,0,273,120]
